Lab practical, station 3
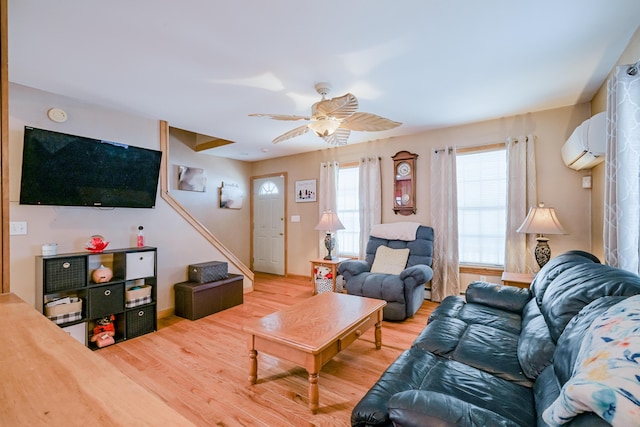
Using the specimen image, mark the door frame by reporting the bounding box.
[250,172,287,275]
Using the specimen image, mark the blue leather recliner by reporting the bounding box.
[338,225,434,321]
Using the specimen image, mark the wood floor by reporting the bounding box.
[98,273,438,426]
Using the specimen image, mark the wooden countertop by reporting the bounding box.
[0,293,194,426]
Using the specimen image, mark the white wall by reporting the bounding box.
[9,83,248,310]
[167,128,251,266]
[252,103,596,277]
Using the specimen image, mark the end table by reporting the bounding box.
[310,257,350,294]
[501,272,535,289]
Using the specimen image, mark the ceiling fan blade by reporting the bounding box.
[272,124,310,144]
[340,112,402,131]
[322,128,351,146]
[249,113,311,121]
[314,93,358,120]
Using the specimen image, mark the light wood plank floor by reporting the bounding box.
[98,273,438,426]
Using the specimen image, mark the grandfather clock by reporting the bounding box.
[392,151,418,215]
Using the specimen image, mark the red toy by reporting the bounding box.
[90,315,115,348]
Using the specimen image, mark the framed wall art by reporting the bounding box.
[219,181,243,209]
[178,166,207,192]
[295,179,316,203]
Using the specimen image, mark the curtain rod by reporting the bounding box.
[627,59,640,76]
[434,141,507,154]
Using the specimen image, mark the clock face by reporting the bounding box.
[397,161,411,177]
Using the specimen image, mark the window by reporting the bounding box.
[258,180,279,195]
[336,165,360,257]
[456,148,507,266]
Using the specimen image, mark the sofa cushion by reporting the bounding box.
[544,295,640,426]
[450,324,530,387]
[465,281,531,313]
[412,317,468,356]
[518,299,556,380]
[386,350,536,427]
[370,246,410,275]
[429,295,523,335]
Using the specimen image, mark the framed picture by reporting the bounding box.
[219,181,243,209]
[178,166,206,192]
[295,179,316,203]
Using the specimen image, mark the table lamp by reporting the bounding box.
[517,203,567,268]
[315,210,345,260]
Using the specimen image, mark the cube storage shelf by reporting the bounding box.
[36,246,158,350]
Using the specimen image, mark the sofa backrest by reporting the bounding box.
[538,260,640,342]
[365,225,434,268]
[530,250,601,307]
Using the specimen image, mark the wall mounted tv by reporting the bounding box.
[20,126,163,208]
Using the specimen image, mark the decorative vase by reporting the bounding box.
[92,264,113,283]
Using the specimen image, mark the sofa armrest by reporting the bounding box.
[337,260,371,277]
[465,281,531,313]
[400,264,434,285]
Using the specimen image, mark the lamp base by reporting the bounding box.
[324,233,336,260]
[534,237,551,269]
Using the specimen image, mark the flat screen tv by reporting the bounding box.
[20,126,163,208]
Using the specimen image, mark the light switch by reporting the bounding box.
[582,176,592,189]
[10,221,28,235]
[291,215,300,223]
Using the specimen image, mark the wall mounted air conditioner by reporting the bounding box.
[561,112,606,170]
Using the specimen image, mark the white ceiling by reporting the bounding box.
[8,1,640,161]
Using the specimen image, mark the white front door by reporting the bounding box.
[252,176,285,275]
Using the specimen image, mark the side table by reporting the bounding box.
[501,272,535,289]
[310,257,350,294]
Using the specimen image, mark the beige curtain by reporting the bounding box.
[430,147,460,301]
[604,64,640,273]
[358,157,381,259]
[318,161,339,257]
[504,134,538,273]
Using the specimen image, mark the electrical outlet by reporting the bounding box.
[10,221,28,235]
[480,275,487,282]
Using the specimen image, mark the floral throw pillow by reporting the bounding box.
[543,294,640,426]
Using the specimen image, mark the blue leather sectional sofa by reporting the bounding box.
[351,250,640,426]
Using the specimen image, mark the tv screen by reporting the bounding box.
[20,126,162,208]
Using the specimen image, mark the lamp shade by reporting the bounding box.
[314,210,345,232]
[517,203,567,235]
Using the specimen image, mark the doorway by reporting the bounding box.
[252,175,286,275]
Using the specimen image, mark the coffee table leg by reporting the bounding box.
[308,372,319,414]
[375,309,383,349]
[248,335,258,384]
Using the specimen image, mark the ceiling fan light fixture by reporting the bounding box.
[250,82,401,145]
[308,117,341,137]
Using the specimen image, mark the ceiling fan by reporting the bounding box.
[249,83,402,146]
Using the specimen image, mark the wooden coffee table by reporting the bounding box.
[243,292,386,413]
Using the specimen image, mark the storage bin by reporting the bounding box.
[125,251,155,280]
[126,305,156,338]
[315,278,333,294]
[88,283,124,318]
[44,257,87,292]
[125,285,152,308]
[62,322,87,346]
[188,261,228,283]
[45,297,83,324]
[174,274,242,320]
